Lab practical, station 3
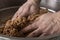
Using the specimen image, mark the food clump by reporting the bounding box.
[0,8,49,37]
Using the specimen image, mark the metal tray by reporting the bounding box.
[0,6,59,40]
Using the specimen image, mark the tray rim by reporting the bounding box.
[0,6,56,13]
[0,6,58,40]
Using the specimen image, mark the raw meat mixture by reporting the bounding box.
[0,8,49,37]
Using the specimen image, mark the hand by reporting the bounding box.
[3,0,41,37]
[12,0,41,21]
[20,11,60,37]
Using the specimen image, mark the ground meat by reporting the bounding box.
[0,8,49,37]
[0,26,4,34]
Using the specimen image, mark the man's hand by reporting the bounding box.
[19,11,60,37]
[12,0,41,21]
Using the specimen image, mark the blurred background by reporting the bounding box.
[0,0,60,40]
[0,0,60,11]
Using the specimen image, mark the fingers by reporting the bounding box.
[20,22,38,34]
[19,4,31,17]
[11,2,28,21]
[27,28,42,37]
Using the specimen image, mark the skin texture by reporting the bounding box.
[12,0,41,21]
[11,0,60,37]
[19,11,60,37]
[2,8,48,37]
[1,0,42,37]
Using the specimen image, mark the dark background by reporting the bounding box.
[0,0,27,9]
[0,0,60,11]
